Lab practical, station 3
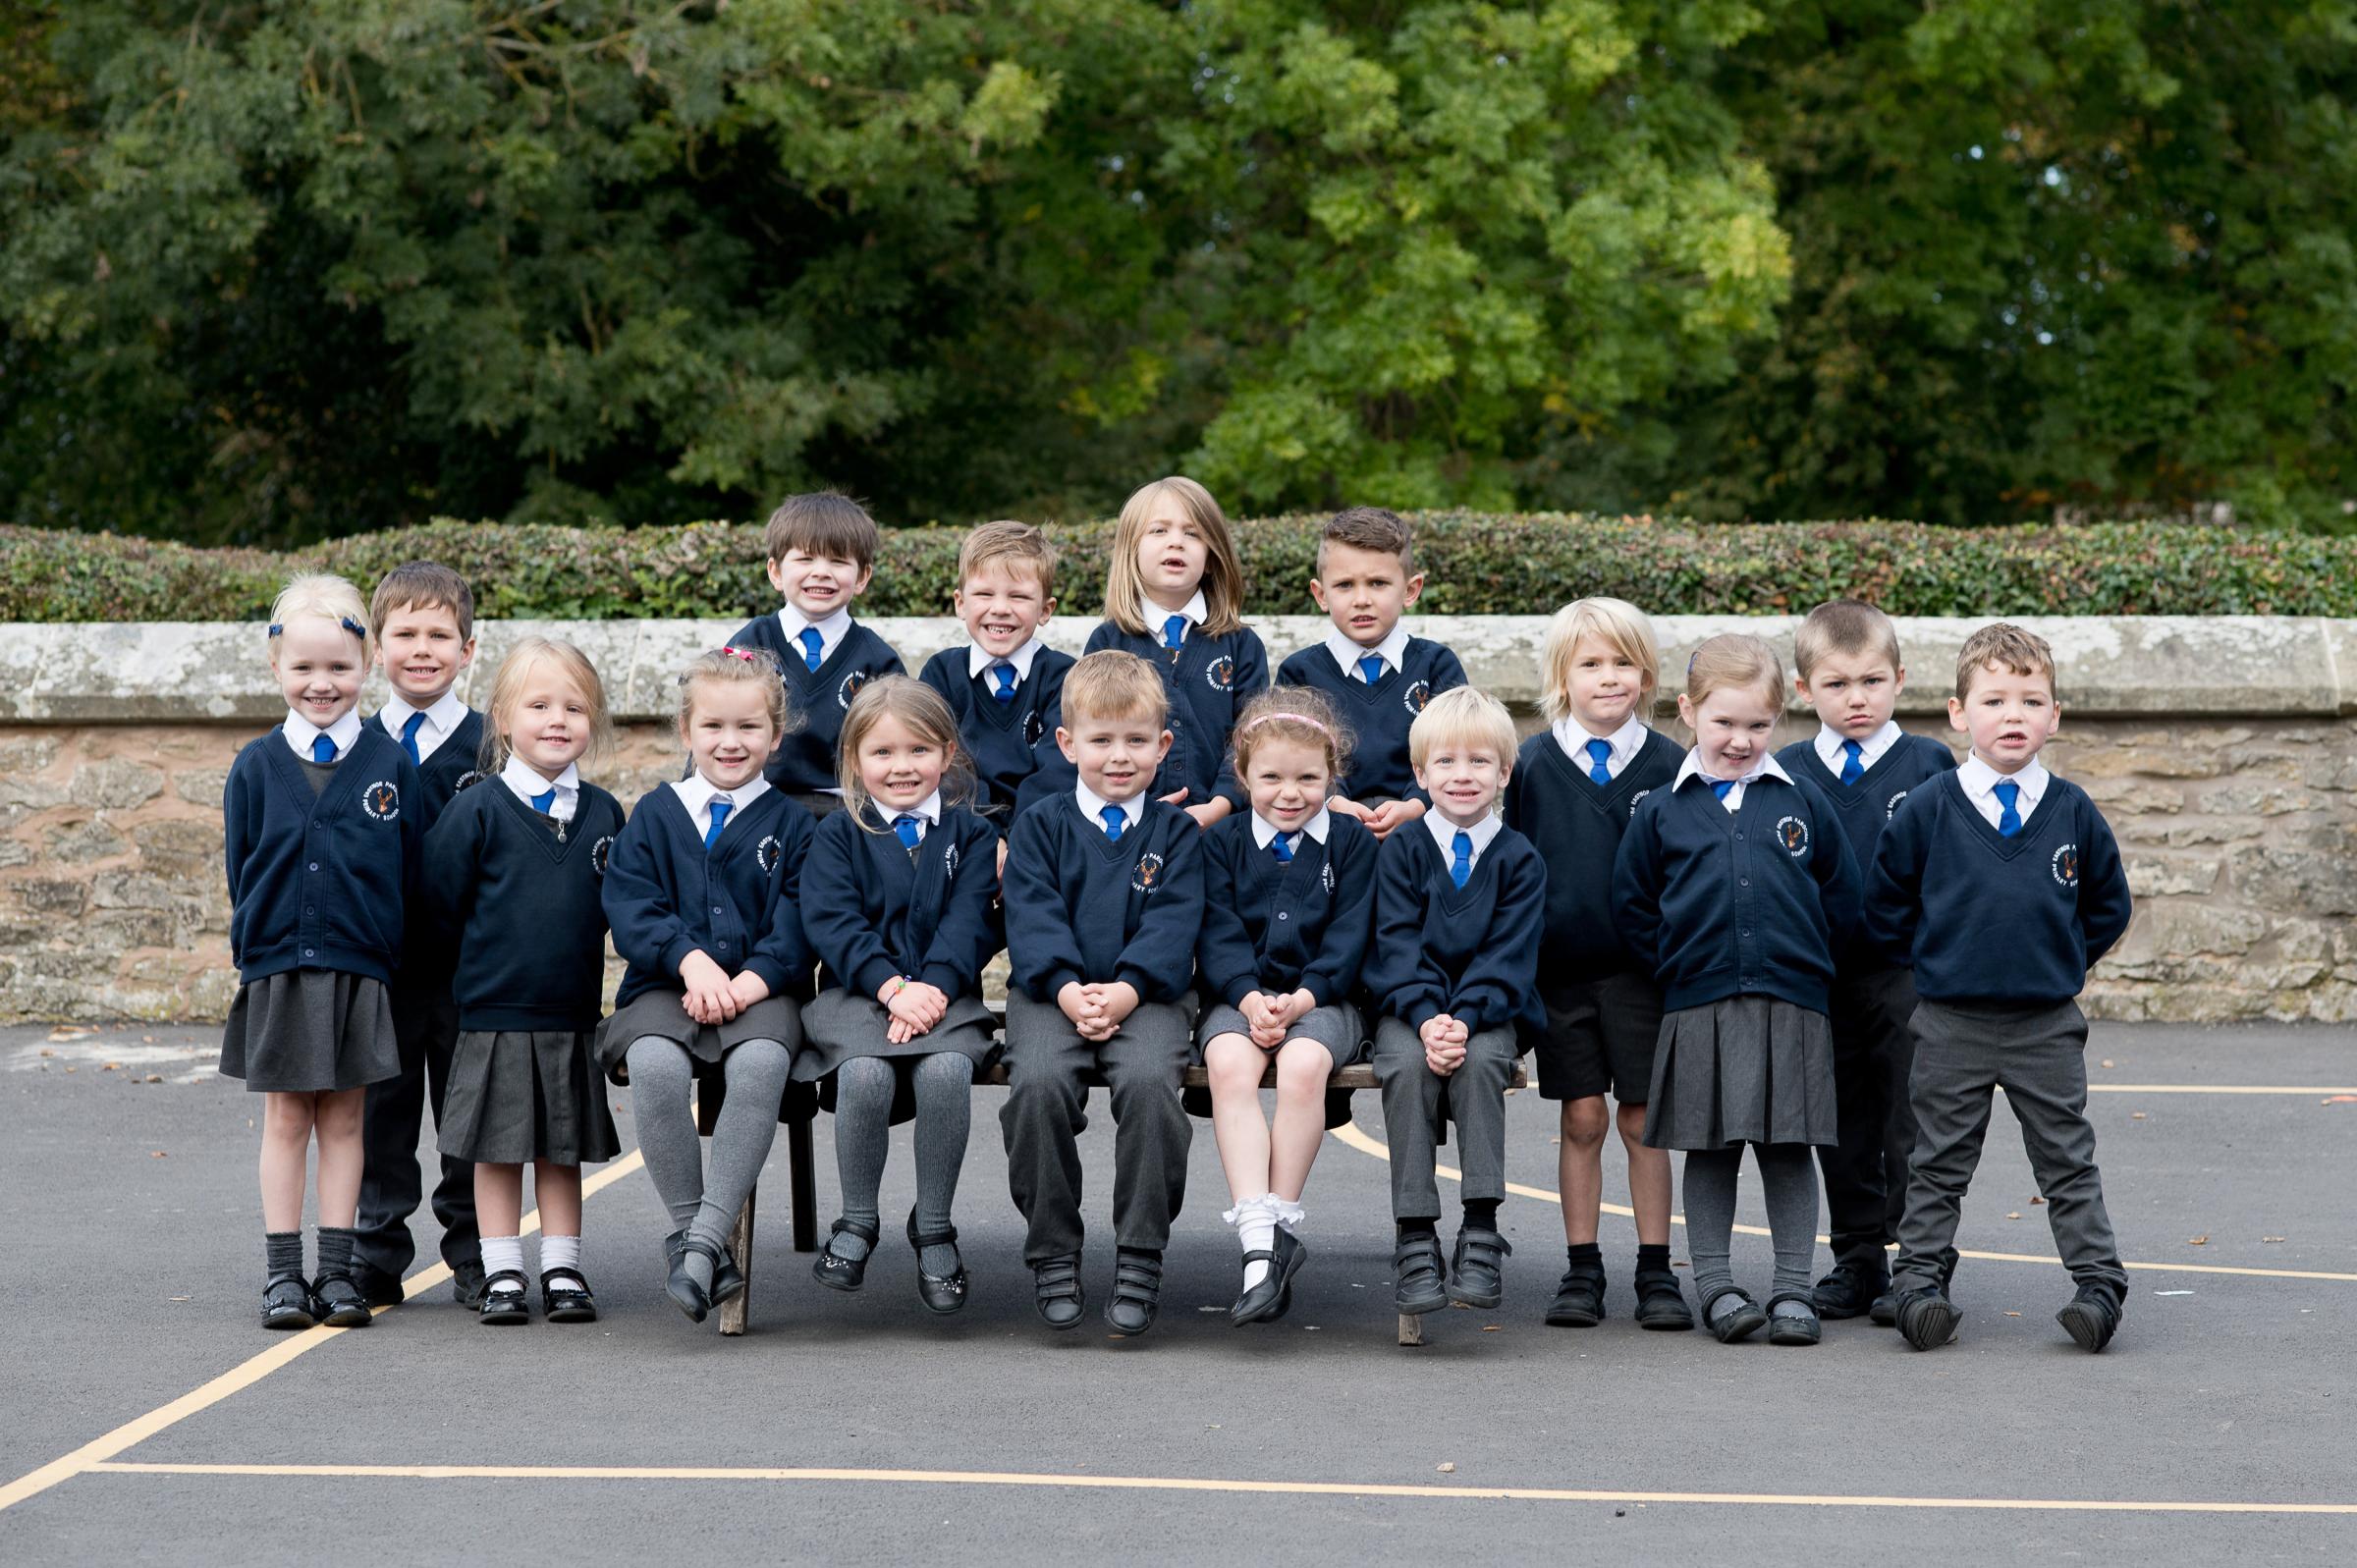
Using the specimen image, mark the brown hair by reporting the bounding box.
[1794,598,1902,678]
[763,491,881,569]
[1232,685,1353,786]
[835,676,973,827]
[1954,622,2057,702]
[958,519,1057,596]
[478,635,614,775]
[1316,506,1415,577]
[1407,685,1518,772]
[1682,632,1785,711]
[1539,596,1659,724]
[675,646,798,738]
[368,561,476,643]
[1101,476,1246,637]
[1059,649,1170,730]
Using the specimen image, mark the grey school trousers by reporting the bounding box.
[999,989,1195,1265]
[1372,1016,1522,1222]
[1891,998,2128,1300]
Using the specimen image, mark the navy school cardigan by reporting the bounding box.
[724,614,906,794]
[799,801,1005,1000]
[1502,725,1683,985]
[1362,821,1548,1038]
[1195,812,1379,1009]
[916,645,1075,815]
[1274,636,1467,804]
[1080,619,1268,813]
[601,785,815,1008]
[365,706,486,833]
[223,727,423,986]
[1002,792,1204,1004]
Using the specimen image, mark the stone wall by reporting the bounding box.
[0,615,2349,1024]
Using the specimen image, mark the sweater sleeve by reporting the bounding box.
[221,751,262,964]
[1299,824,1378,1007]
[420,795,483,972]
[1449,844,1546,1034]
[1800,782,1865,953]
[1194,831,1261,1006]
[1116,817,1205,1002]
[601,806,696,979]
[1861,792,1931,968]
[916,816,1005,999]
[1366,838,1447,1029]
[742,805,815,998]
[1609,801,1669,979]
[395,753,425,968]
[800,812,896,997]
[1211,630,1270,812]
[1083,620,1120,655]
[1003,808,1086,1000]
[2076,799,2135,967]
[917,650,959,707]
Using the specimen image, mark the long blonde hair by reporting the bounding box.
[478,636,615,775]
[1101,476,1245,637]
[835,676,973,829]
[1540,597,1659,725]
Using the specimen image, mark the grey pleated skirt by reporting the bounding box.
[219,970,400,1094]
[593,989,804,1078]
[439,1030,623,1165]
[1642,996,1838,1152]
[1193,1000,1367,1066]
[793,988,1000,1081]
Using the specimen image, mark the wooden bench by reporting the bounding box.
[694,1053,1527,1341]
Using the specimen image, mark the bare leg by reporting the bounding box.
[1620,1100,1672,1247]
[1204,1032,1273,1203]
[259,1091,319,1232]
[311,1087,367,1229]
[475,1162,525,1238]
[1558,1096,1608,1245]
[533,1161,583,1236]
[1267,1038,1334,1203]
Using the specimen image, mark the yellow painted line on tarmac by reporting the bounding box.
[1327,1123,2357,1283]
[0,1151,645,1516]
[2088,1084,2357,1096]
[74,1460,2357,1516]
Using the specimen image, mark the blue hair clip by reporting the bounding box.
[266,623,284,637]
[341,616,368,639]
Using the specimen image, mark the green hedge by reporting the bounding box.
[1,514,2351,622]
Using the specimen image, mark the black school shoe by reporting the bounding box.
[1105,1249,1164,1336]
[812,1217,880,1293]
[477,1269,531,1325]
[352,1261,407,1309]
[1231,1227,1307,1326]
[907,1210,968,1316]
[663,1229,744,1308]
[450,1258,488,1311]
[1632,1267,1696,1331]
[310,1270,372,1329]
[1033,1254,1085,1329]
[1767,1293,1823,1346]
[541,1269,598,1324]
[2056,1283,2123,1353]
[1448,1227,1511,1309]
[1812,1261,1888,1321]
[1894,1286,1962,1351]
[1544,1263,1606,1327]
[1701,1287,1769,1344]
[259,1271,316,1332]
[1393,1233,1449,1316]
[1876,1249,1956,1327]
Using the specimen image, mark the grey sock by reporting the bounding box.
[627,1037,705,1230]
[1755,1142,1822,1302]
[686,1038,792,1256]
[315,1225,357,1278]
[1681,1146,1742,1306]
[829,1055,896,1261]
[911,1051,972,1276]
[265,1230,303,1278]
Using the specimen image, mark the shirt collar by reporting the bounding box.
[1147,590,1208,630]
[778,602,853,653]
[282,708,363,762]
[877,789,942,827]
[1074,777,1145,835]
[671,770,773,820]
[1674,749,1792,792]
[1323,622,1410,678]
[1813,719,1903,773]
[1250,807,1332,848]
[1958,750,2048,807]
[1552,712,1647,768]
[378,688,468,739]
[966,637,1042,682]
[1424,804,1503,864]
[500,755,578,804]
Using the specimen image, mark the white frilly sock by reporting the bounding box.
[1223,1195,1279,1290]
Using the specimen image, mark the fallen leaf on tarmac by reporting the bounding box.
[2004,1311,2021,1317]
[63,1066,75,1073]
[46,1026,92,1042]
[2006,1212,2022,1219]
[143,1074,160,1083]
[1437,1463,1456,1474]
[142,1035,154,1043]
[170,1296,191,1302]
[2325,1096,2357,1106]
[149,1150,167,1159]
[37,1048,52,1057]
[2031,1196,2047,1205]
[102,1061,120,1071]
[2100,1059,2114,1069]
[1482,1325,1502,1332]
[2131,1111,2146,1119]
[2187,1235,2208,1245]
[2264,1236,2286,1243]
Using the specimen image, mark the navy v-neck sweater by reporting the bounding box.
[1196,813,1379,1009]
[724,614,907,793]
[916,646,1075,814]
[1274,636,1467,803]
[1081,619,1268,813]
[365,707,486,833]
[602,786,815,1007]
[1003,792,1204,1003]
[799,802,1004,1000]
[1503,725,1683,984]
[1776,731,1957,946]
[1363,822,1548,1037]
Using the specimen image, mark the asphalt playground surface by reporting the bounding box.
[2,1018,2353,1564]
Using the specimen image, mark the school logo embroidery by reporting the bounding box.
[1886,788,1909,820]
[2052,843,2080,889]
[1130,850,1166,893]
[836,671,871,711]
[453,769,485,793]
[359,780,401,822]
[1320,858,1336,893]
[1023,709,1045,745]
[590,835,614,876]
[1775,814,1811,858]
[1628,788,1652,818]
[756,834,783,874]
[1203,656,1235,692]
[942,840,960,881]
[1401,679,1432,715]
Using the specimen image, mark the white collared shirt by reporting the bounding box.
[376,689,470,765]
[966,637,1043,686]
[1674,749,1792,813]
[1250,807,1332,851]
[778,603,853,668]
[500,756,579,823]
[1424,805,1503,869]
[1323,622,1410,682]
[1552,713,1649,780]
[1146,589,1208,646]
[283,709,363,764]
[878,789,943,842]
[1813,719,1903,779]
[1957,752,2048,830]
[670,771,775,842]
[1074,778,1147,839]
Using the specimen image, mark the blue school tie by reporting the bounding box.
[1708,778,1737,803]
[1357,653,1384,685]
[310,734,337,764]
[893,813,923,851]
[1162,614,1187,660]
[990,661,1017,703]
[798,627,824,672]
[400,711,426,765]
[1101,804,1126,843]
[705,797,733,850]
[1993,779,2023,837]
[1839,737,1865,785]
[1269,831,1295,864]
[530,788,556,815]
[1584,737,1613,784]
[1450,830,1472,890]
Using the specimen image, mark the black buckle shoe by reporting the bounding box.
[1231,1227,1307,1326]
[541,1268,598,1324]
[352,1261,407,1309]
[1633,1267,1695,1330]
[1033,1254,1084,1329]
[812,1217,880,1293]
[310,1270,372,1329]
[477,1268,531,1325]
[1702,1286,1769,1344]
[1106,1250,1164,1336]
[1812,1261,1888,1320]
[1895,1285,1962,1351]
[2056,1282,2122,1353]
[1393,1232,1448,1316]
[1448,1227,1511,1309]
[1767,1292,1823,1346]
[664,1229,744,1307]
[1544,1264,1606,1327]
[666,1237,718,1324]
[260,1271,315,1332]
[450,1258,488,1311]
[907,1210,968,1315]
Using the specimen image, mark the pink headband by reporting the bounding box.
[719,645,758,663]
[1241,711,1331,735]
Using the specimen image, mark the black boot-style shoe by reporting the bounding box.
[1448,1227,1512,1309]
[1812,1261,1888,1321]
[1032,1254,1084,1329]
[1632,1267,1696,1331]
[2056,1283,2122,1353]
[1895,1286,1962,1351]
[1105,1249,1165,1335]
[1393,1232,1448,1316]
[1544,1264,1607,1327]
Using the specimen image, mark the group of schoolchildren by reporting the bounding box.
[221,478,2138,1357]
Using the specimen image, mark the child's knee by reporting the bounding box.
[1615,1100,1651,1144]
[1274,1045,1331,1098]
[1561,1096,1610,1148]
[315,1089,365,1139]
[263,1093,317,1140]
[1203,1038,1262,1096]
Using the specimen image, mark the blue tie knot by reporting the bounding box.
[1707,778,1737,802]
[1100,804,1126,842]
[797,626,824,672]
[892,813,923,850]
[310,733,337,764]
[1270,831,1295,863]
[1357,653,1384,685]
[1450,829,1473,889]
[1584,736,1614,784]
[705,796,734,850]
[990,662,1017,702]
[1993,779,2023,837]
[530,787,557,815]
[1839,737,1865,785]
[400,710,427,765]
[1162,614,1188,656]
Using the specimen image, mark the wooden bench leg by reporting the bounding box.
[1398,1312,1424,1347]
[790,1103,818,1254]
[719,1187,755,1336]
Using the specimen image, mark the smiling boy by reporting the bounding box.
[918,520,1073,821]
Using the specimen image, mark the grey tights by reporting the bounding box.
[628,1036,794,1289]
[828,1052,972,1277]
[1681,1142,1820,1312]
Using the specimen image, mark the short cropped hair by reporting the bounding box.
[1539,597,1659,724]
[1059,649,1169,730]
[480,635,613,775]
[959,519,1057,596]
[368,561,476,643]
[1954,622,2057,702]
[764,491,881,569]
[1407,685,1518,772]
[268,573,369,656]
[1683,632,1784,710]
[1316,506,1415,577]
[1794,598,1901,678]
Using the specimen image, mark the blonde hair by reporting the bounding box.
[1059,649,1170,730]
[479,636,614,775]
[763,491,880,569]
[1794,598,1901,678]
[1232,686,1353,785]
[1102,476,1245,637]
[959,519,1057,596]
[1407,685,1518,772]
[675,646,797,739]
[1539,597,1659,724]
[1954,622,2057,702]
[836,676,973,827]
[1682,632,1784,711]
[267,573,370,660]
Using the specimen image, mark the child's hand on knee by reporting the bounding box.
[679,950,737,1025]
[1058,981,1098,1031]
[883,978,949,1036]
[1095,981,1141,1029]
[1421,1014,1466,1075]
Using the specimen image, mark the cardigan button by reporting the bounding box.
[1276,911,1289,921]
[302,947,315,958]
[308,861,319,872]
[712,905,723,915]
[1739,878,1750,888]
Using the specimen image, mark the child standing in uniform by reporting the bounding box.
[1195,687,1378,1325]
[426,637,627,1325]
[916,520,1073,823]
[1367,686,1546,1322]
[1868,622,2134,1354]
[221,574,419,1329]
[798,678,1003,1314]
[1612,634,1861,1347]
[1001,651,1206,1335]
[1502,597,1691,1331]
[354,561,487,1310]
[1275,507,1466,839]
[725,492,905,816]
[599,648,815,1324]
[1081,476,1266,828]
[1776,599,1958,1325]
